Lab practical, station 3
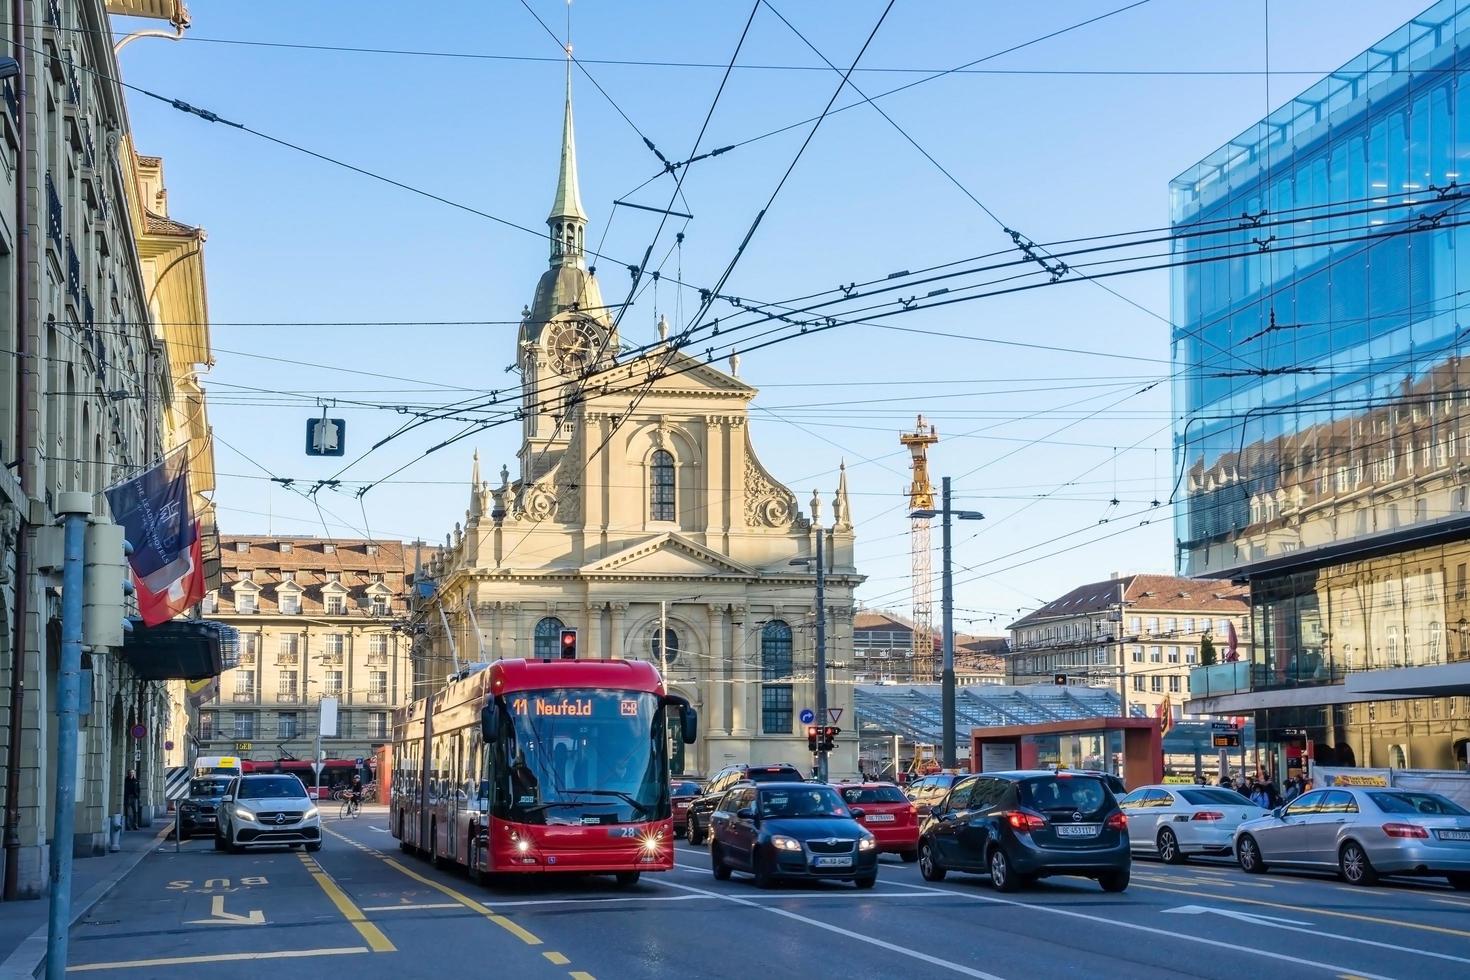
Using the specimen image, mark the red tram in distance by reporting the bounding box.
[390,658,696,886]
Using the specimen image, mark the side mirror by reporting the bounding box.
[661,693,698,744]
[850,807,866,819]
[1272,807,1285,819]
[480,702,503,742]
[222,795,233,803]
[736,806,757,821]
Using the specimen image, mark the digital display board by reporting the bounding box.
[507,696,641,718]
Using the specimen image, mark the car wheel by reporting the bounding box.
[1157,828,1186,865]
[687,818,706,847]
[711,842,732,881]
[988,847,1021,893]
[614,872,641,888]
[918,841,947,882]
[1447,872,1470,891]
[899,849,919,864]
[752,850,778,890]
[1098,868,1130,893]
[305,841,322,853]
[1339,841,1377,886]
[854,874,876,890]
[1236,835,1267,874]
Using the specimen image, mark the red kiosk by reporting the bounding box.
[970,717,1162,788]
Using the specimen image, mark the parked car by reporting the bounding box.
[215,774,322,853]
[918,770,1131,892]
[686,764,804,845]
[906,773,967,817]
[1119,784,1267,863]
[709,782,879,888]
[671,780,703,838]
[1234,787,1470,888]
[840,783,919,862]
[177,776,233,838]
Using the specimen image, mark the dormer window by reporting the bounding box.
[326,572,340,583]
[235,591,257,615]
[280,593,301,615]
[281,571,294,583]
[238,571,252,582]
[366,544,379,556]
[280,542,293,554]
[234,541,249,554]
[325,594,346,616]
[323,543,335,554]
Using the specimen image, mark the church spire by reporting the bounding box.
[548,43,588,267]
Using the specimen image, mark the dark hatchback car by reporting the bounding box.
[710,782,879,888]
[177,776,232,838]
[671,780,703,837]
[686,763,804,845]
[918,770,1130,892]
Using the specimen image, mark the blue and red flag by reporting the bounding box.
[104,449,204,626]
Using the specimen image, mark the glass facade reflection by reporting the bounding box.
[1172,0,1470,578]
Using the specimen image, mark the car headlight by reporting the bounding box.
[771,835,803,852]
[858,836,877,851]
[303,806,319,820]
[234,806,257,822]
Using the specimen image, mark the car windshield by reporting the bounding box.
[841,786,907,804]
[1179,788,1257,806]
[189,779,230,797]
[499,689,667,826]
[1020,776,1108,814]
[238,777,306,800]
[1368,791,1469,816]
[759,787,852,819]
[672,781,702,796]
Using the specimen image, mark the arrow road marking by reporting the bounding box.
[187,895,265,925]
[1163,904,1470,966]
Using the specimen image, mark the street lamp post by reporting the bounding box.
[911,477,983,769]
[791,529,830,781]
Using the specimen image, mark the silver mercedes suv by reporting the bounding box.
[215,774,322,852]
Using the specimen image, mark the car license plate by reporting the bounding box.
[1055,824,1099,838]
[814,855,852,868]
[1437,829,1470,841]
[864,813,895,823]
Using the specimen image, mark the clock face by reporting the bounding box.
[549,319,601,374]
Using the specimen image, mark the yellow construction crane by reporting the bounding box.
[900,414,939,680]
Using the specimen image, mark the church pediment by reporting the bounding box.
[583,346,756,402]
[582,532,755,579]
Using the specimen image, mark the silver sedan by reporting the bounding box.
[1233,786,1470,888]
[1118,784,1268,863]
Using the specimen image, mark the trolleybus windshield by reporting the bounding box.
[498,689,667,826]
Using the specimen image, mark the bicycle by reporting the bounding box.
[340,793,361,819]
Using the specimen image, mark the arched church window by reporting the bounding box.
[651,450,675,521]
[534,617,565,659]
[760,621,793,734]
[651,626,679,667]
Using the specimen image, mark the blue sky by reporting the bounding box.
[115,0,1431,633]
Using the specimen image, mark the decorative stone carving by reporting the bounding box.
[744,446,798,528]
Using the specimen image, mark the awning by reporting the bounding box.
[1344,661,1470,698]
[120,619,238,681]
[105,0,189,25]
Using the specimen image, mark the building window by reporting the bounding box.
[277,712,299,739]
[326,571,340,582]
[1427,622,1442,662]
[1185,648,1197,664]
[200,711,216,739]
[761,620,794,734]
[324,543,335,554]
[1168,675,1181,693]
[323,633,345,664]
[235,541,250,554]
[240,634,259,666]
[234,674,256,702]
[1164,617,1176,634]
[1167,646,1180,664]
[650,450,675,521]
[1386,626,1399,665]
[371,595,390,616]
[368,633,389,665]
[651,626,679,666]
[1149,646,1162,662]
[368,671,388,703]
[233,713,255,739]
[324,670,343,696]
[1146,618,1159,634]
[277,634,299,665]
[277,673,298,702]
[1132,676,1145,692]
[368,712,388,739]
[325,594,346,615]
[280,542,293,554]
[1128,616,1140,633]
[239,571,253,582]
[1150,676,1163,693]
[280,592,301,615]
[202,592,218,614]
[281,571,294,583]
[1182,617,1194,634]
[1216,619,1230,635]
[534,617,565,659]
[366,544,379,556]
[1131,646,1144,663]
[235,591,257,615]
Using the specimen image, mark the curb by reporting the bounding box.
[0,824,174,979]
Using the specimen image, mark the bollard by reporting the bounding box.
[109,814,122,853]
[175,806,182,853]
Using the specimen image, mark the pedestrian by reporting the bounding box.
[1249,782,1271,808]
[123,769,140,830]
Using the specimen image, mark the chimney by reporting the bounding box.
[1109,571,1121,580]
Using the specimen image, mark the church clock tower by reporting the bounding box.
[517,50,616,480]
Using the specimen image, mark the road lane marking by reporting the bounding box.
[485,894,714,908]
[569,973,596,980]
[1432,897,1470,908]
[359,902,465,912]
[296,852,396,952]
[67,947,368,972]
[1164,903,1470,966]
[661,880,1007,979]
[892,880,1394,979]
[544,952,571,966]
[185,894,266,925]
[1129,881,1470,939]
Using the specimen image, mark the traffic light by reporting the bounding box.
[807,726,819,751]
[1054,673,1067,686]
[821,726,839,751]
[559,628,578,660]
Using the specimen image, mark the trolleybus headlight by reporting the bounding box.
[640,833,664,853]
[516,839,531,854]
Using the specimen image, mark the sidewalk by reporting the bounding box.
[0,823,173,979]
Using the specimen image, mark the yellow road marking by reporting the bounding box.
[544,952,571,965]
[68,947,367,972]
[295,853,395,952]
[569,973,596,980]
[1132,881,1470,939]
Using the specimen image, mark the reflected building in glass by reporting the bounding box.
[1172,0,1470,772]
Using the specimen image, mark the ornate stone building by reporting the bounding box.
[414,73,862,778]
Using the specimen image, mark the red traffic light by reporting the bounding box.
[559,628,578,659]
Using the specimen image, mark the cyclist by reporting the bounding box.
[342,773,365,817]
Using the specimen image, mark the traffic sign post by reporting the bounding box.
[799,708,815,725]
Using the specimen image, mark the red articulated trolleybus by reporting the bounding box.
[390,658,697,886]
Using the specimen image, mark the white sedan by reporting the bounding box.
[1118,784,1268,863]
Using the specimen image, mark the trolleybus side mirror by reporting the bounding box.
[480,703,504,742]
[662,693,698,744]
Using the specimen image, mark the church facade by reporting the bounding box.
[412,72,862,778]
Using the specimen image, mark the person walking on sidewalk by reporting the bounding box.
[124,769,141,830]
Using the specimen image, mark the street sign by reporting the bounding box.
[1281,727,1307,737]
[164,740,174,751]
[305,417,346,457]
[310,762,324,777]
[130,724,146,739]
[799,708,815,725]
[355,757,364,767]
[1210,721,1238,732]
[827,708,843,724]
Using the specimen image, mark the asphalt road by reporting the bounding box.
[62,807,1470,979]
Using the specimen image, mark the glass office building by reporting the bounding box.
[1171,0,1470,770]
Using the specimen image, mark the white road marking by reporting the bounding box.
[368,826,388,833]
[359,903,464,912]
[479,895,715,908]
[660,879,1007,980]
[1164,902,1470,966]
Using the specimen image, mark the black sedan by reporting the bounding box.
[177,776,233,838]
[918,770,1130,892]
[709,782,879,889]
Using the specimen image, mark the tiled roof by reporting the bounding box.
[214,536,412,617]
[144,211,201,238]
[1009,573,1248,630]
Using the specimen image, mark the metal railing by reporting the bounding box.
[46,174,62,249]
[65,237,79,299]
[80,118,94,168]
[275,691,299,703]
[366,692,387,704]
[64,55,79,106]
[2,79,16,122]
[275,654,299,666]
[44,0,60,28]
[231,691,256,703]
